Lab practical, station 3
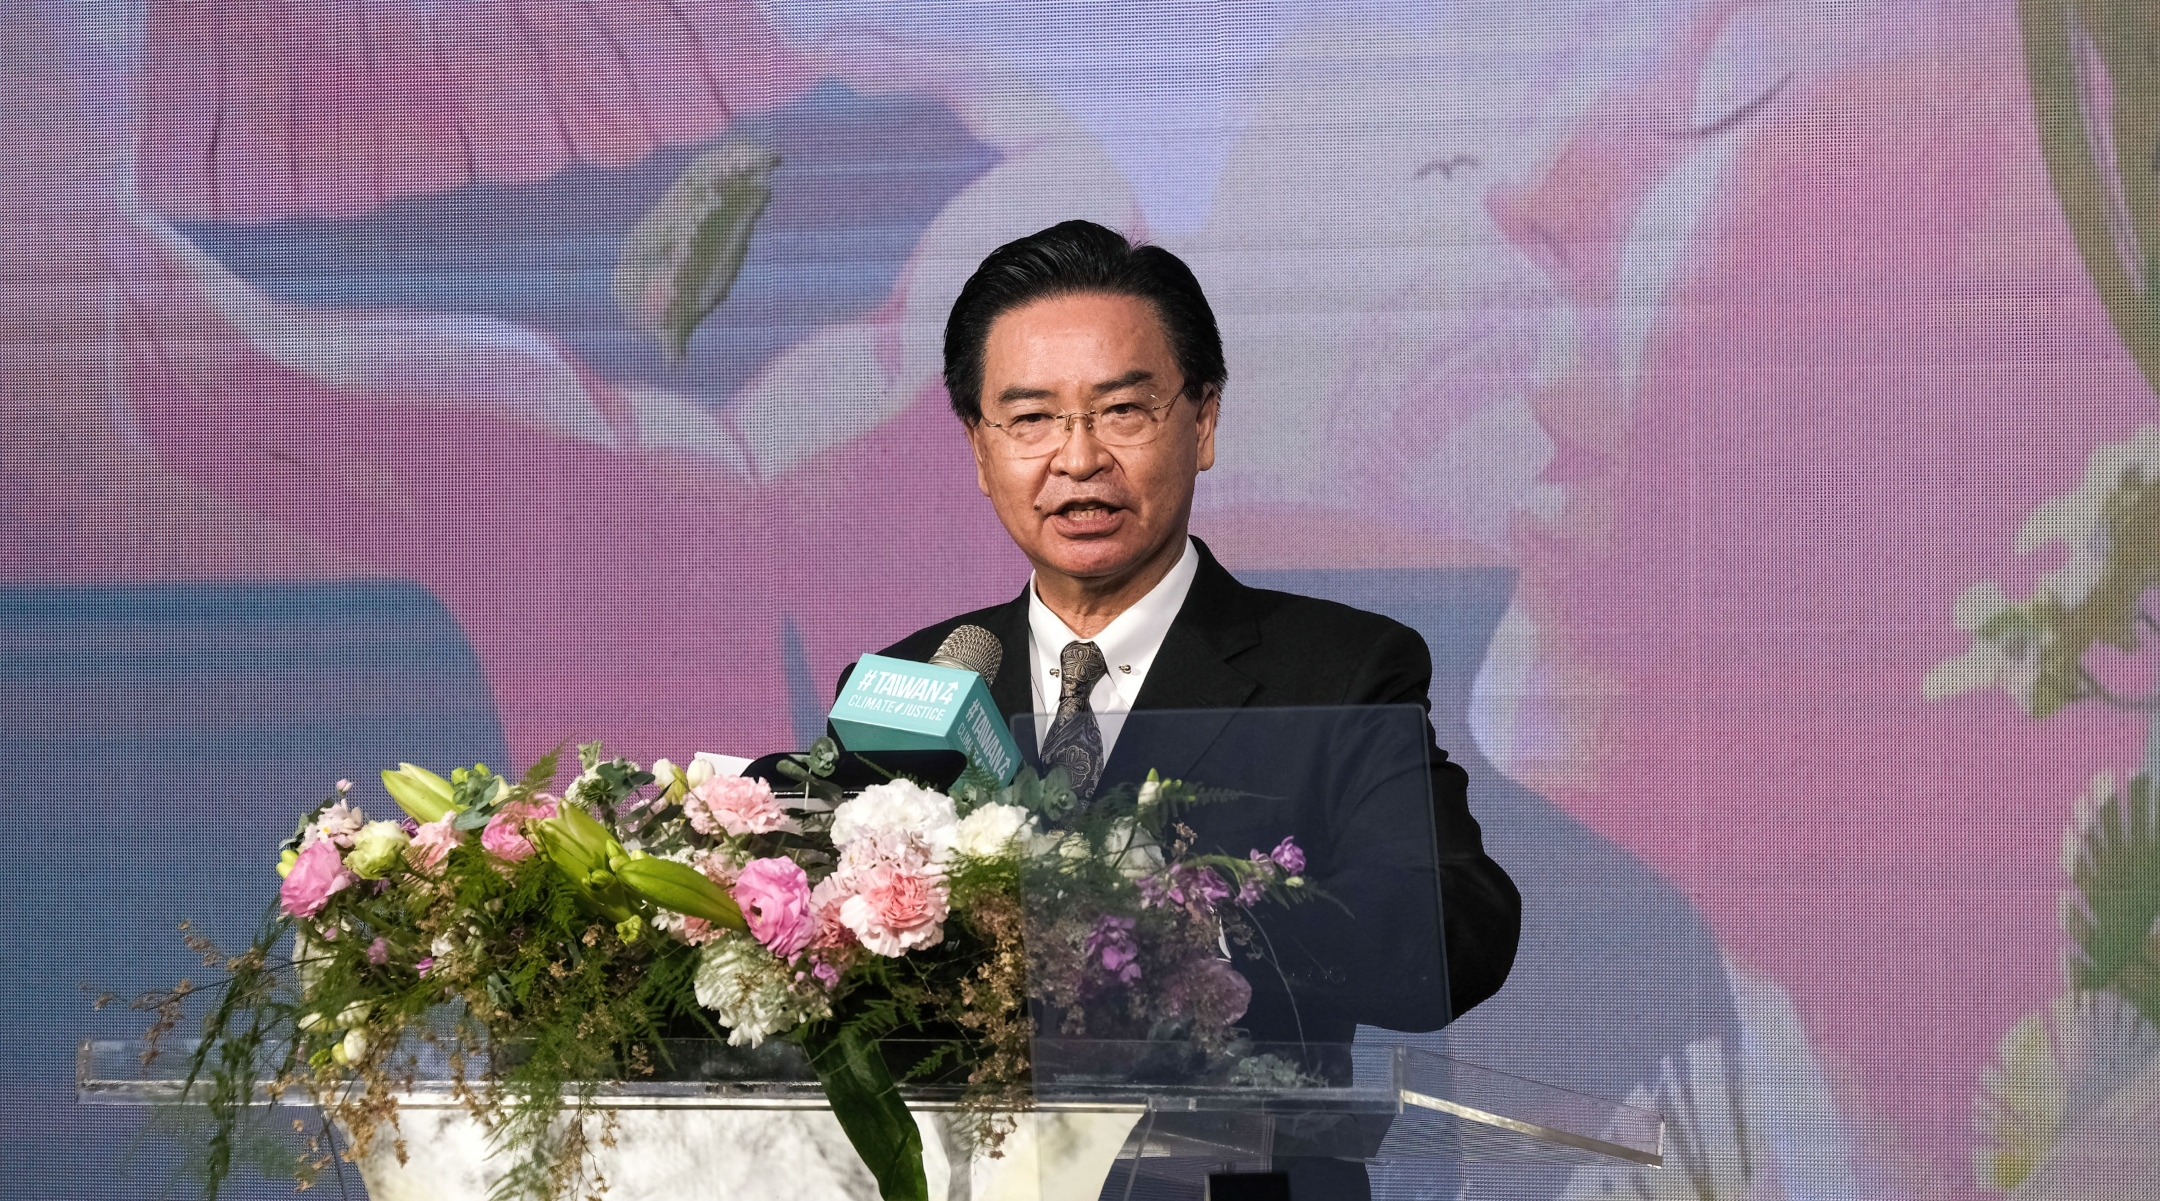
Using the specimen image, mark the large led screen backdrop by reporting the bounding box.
[4,1,2157,1198]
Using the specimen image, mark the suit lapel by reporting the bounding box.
[983,587,1034,723]
[1110,540,1261,782]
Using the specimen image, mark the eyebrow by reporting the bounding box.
[992,370,1156,407]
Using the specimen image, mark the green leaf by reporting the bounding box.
[611,140,778,359]
[800,1023,927,1201]
[2063,772,2160,1025]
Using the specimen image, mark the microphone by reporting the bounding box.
[927,625,1004,683]
[827,625,1023,784]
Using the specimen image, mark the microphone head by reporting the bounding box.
[927,624,1003,685]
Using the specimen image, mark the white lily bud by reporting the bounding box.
[341,1028,369,1063]
[685,756,717,788]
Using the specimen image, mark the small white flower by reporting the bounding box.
[693,932,830,1047]
[341,1028,370,1062]
[688,751,749,786]
[651,758,682,792]
[953,803,1034,859]
[302,799,366,849]
[1923,641,2009,701]
[1952,582,2013,634]
[1137,776,1165,810]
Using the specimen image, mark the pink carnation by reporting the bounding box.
[693,848,741,889]
[732,857,818,959]
[685,775,799,838]
[677,916,726,946]
[480,796,559,863]
[407,815,462,871]
[836,861,949,957]
[280,839,357,918]
[808,874,858,951]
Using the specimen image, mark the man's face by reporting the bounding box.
[967,291,1218,590]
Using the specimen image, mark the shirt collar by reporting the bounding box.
[1027,536,1199,686]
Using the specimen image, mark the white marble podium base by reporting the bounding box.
[352,1102,1142,1201]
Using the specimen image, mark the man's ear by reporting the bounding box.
[966,420,993,497]
[1193,386,1221,473]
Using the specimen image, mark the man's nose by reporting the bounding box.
[1048,414,1114,478]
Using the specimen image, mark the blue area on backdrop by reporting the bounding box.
[171,80,1000,409]
[0,583,506,1200]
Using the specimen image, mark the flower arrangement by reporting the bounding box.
[157,741,1310,1201]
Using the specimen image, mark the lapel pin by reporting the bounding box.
[1119,664,1132,673]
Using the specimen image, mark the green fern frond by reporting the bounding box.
[2061,772,2160,1024]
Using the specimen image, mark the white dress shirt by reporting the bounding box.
[1026,537,1200,761]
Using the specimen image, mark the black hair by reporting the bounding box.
[941,219,1226,424]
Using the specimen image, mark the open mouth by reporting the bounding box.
[1048,500,1126,533]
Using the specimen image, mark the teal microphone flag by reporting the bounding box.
[829,653,1023,784]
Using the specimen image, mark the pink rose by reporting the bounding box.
[837,861,949,957]
[685,775,799,838]
[407,815,463,872]
[280,838,356,918]
[732,857,818,959]
[480,796,559,863]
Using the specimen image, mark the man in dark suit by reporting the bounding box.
[865,219,1520,1197]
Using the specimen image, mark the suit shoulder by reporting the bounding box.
[1241,586,1426,654]
[877,602,1015,662]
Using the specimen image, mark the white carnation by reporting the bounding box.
[1022,819,1163,879]
[830,780,959,855]
[953,803,1034,860]
[1106,819,1165,879]
[693,932,831,1047]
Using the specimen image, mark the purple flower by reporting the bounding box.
[1177,866,1231,908]
[366,937,389,965]
[1236,876,1266,907]
[1083,915,1142,984]
[1269,838,1305,875]
[1137,873,1170,908]
[415,956,435,976]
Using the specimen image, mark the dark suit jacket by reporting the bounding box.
[874,538,1521,1037]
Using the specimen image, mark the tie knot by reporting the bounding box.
[1058,640,1108,702]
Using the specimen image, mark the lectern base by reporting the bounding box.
[349,1104,1142,1201]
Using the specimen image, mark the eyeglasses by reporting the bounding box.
[978,389,1191,456]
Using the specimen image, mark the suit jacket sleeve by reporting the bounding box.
[1345,623,1522,1019]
